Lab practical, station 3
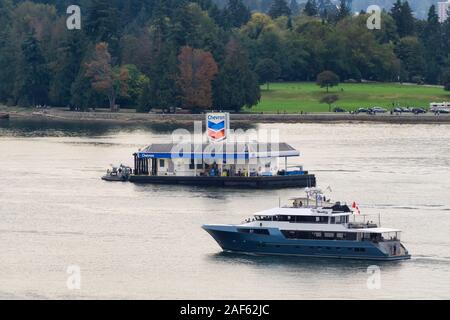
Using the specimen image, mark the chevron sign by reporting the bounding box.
[206,113,230,142]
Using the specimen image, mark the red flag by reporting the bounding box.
[352,202,361,214]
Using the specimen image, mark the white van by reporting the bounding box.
[430,102,450,112]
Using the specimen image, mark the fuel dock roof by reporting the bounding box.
[136,142,300,159]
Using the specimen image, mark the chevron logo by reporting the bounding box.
[207,120,225,131]
[207,113,229,142]
[208,128,225,140]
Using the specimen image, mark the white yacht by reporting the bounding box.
[203,188,411,261]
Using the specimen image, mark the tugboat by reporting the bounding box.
[203,188,411,261]
[102,164,132,182]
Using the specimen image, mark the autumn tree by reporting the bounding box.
[316,70,340,92]
[85,42,129,112]
[177,46,218,112]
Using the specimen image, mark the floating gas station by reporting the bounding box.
[128,113,316,188]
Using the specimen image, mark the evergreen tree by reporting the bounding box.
[255,58,281,90]
[85,0,119,50]
[49,30,85,106]
[421,5,443,84]
[391,0,416,38]
[214,39,260,112]
[303,0,319,17]
[15,33,50,106]
[289,0,299,17]
[223,0,251,28]
[317,0,338,21]
[443,69,450,91]
[394,36,426,82]
[268,0,291,19]
[287,16,293,29]
[0,0,14,103]
[337,0,351,20]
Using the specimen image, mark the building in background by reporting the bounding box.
[438,1,450,23]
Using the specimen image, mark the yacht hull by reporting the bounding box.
[203,225,411,261]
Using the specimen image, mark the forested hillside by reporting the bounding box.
[0,0,449,112]
[215,1,440,19]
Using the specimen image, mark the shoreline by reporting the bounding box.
[2,108,450,125]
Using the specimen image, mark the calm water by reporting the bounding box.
[0,119,449,299]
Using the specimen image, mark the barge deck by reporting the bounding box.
[129,174,316,188]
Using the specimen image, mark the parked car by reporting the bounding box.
[434,109,449,114]
[356,108,368,114]
[401,107,412,113]
[411,107,427,114]
[393,107,403,113]
[333,107,346,113]
[370,107,387,113]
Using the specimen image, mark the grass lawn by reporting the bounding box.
[247,82,450,113]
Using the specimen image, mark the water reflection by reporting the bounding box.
[0,119,257,137]
[207,252,405,272]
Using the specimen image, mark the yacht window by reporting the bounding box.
[336,233,344,239]
[324,232,335,239]
[313,232,322,239]
[159,159,165,168]
[330,217,335,224]
[347,233,357,241]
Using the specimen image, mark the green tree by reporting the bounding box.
[394,37,426,82]
[316,70,339,92]
[303,0,319,16]
[390,0,416,38]
[337,0,351,20]
[213,39,260,112]
[0,0,14,103]
[85,0,119,53]
[137,77,152,113]
[289,0,300,17]
[117,64,149,108]
[421,5,444,84]
[49,30,85,107]
[223,0,251,28]
[15,33,50,106]
[442,69,450,91]
[255,58,281,90]
[320,94,339,112]
[268,0,291,19]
